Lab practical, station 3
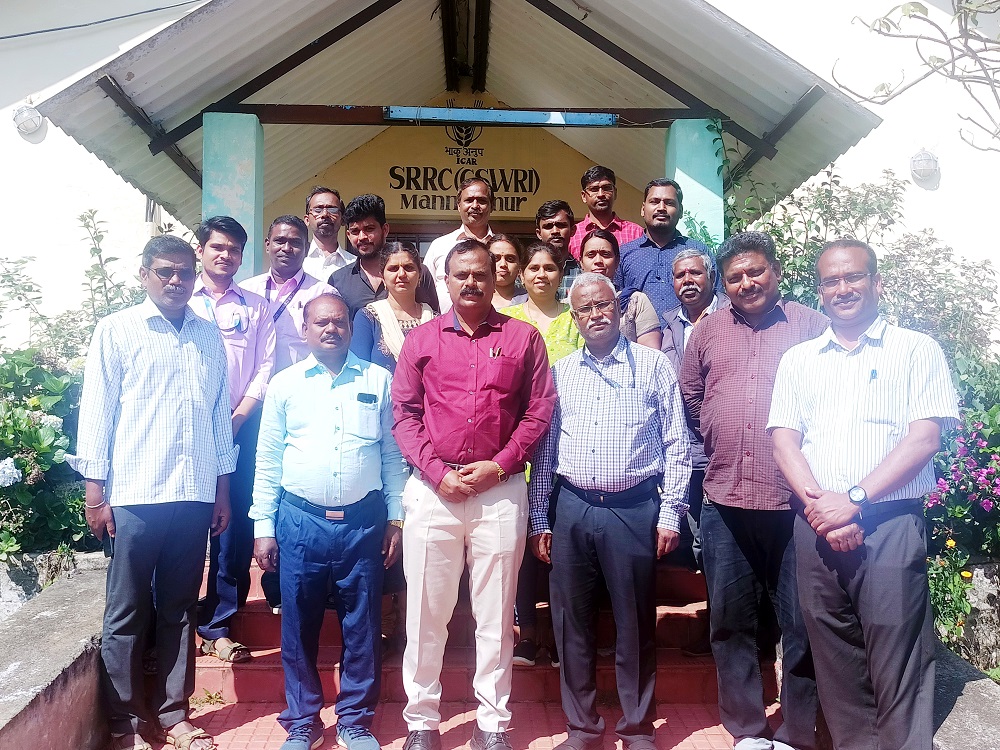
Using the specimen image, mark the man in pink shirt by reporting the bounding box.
[567,166,644,262]
[392,239,556,750]
[190,216,276,662]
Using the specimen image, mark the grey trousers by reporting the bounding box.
[101,502,213,735]
[794,505,934,750]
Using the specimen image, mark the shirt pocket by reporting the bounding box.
[345,401,381,442]
[485,356,519,392]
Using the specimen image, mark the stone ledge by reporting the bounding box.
[934,640,1000,750]
[0,563,107,750]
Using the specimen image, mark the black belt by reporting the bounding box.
[859,498,923,524]
[558,475,660,508]
[279,488,381,521]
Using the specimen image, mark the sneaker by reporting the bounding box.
[549,642,559,668]
[471,726,513,750]
[512,639,537,666]
[338,725,382,750]
[403,730,441,750]
[280,722,324,750]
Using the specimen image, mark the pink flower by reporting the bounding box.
[982,498,995,513]
[926,493,942,508]
[979,440,989,448]
[957,437,967,445]
[975,422,985,430]
[937,478,949,491]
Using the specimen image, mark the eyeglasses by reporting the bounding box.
[308,205,342,217]
[572,299,616,319]
[146,266,196,282]
[819,272,871,290]
[584,183,615,196]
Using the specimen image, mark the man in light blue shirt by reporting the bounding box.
[251,293,407,750]
[69,235,238,750]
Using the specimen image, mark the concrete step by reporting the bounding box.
[194,646,734,706]
[228,599,708,652]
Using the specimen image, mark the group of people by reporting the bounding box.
[68,163,958,750]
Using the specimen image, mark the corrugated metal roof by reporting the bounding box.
[37,0,879,229]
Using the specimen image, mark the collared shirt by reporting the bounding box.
[302,238,354,281]
[391,308,556,489]
[616,233,714,319]
[679,300,829,511]
[240,270,339,372]
[249,352,407,538]
[422,225,495,312]
[567,212,645,261]
[767,317,959,503]
[190,278,275,409]
[329,259,440,320]
[678,295,721,348]
[67,298,238,505]
[528,336,690,536]
[502,303,583,364]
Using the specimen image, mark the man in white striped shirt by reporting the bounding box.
[768,239,959,750]
[69,235,238,750]
[528,272,690,750]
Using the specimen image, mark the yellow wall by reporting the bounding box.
[266,91,644,228]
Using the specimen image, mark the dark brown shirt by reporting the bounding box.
[679,300,828,511]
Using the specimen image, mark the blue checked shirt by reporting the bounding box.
[249,352,408,538]
[68,298,239,505]
[615,232,716,319]
[528,336,691,536]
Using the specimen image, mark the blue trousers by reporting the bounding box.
[277,491,386,733]
[701,501,817,750]
[198,410,260,640]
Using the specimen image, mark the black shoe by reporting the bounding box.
[471,727,513,750]
[512,639,537,666]
[554,737,603,750]
[403,730,441,750]
[549,642,559,668]
[680,632,712,658]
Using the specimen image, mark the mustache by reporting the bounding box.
[737,286,762,298]
[163,285,185,294]
[460,288,485,297]
[680,283,700,294]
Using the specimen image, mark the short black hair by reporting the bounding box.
[457,176,495,207]
[302,292,350,325]
[643,178,684,204]
[535,200,576,228]
[196,216,248,250]
[818,238,878,276]
[580,228,620,261]
[523,240,565,276]
[343,194,387,227]
[487,233,526,267]
[581,166,616,190]
[716,231,777,273]
[142,235,196,269]
[380,241,421,273]
[305,186,342,213]
[444,238,496,277]
[267,214,308,242]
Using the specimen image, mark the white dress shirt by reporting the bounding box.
[422,225,494,313]
[68,298,239,505]
[302,238,354,282]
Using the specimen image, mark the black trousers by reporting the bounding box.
[550,482,658,744]
[794,507,934,750]
[101,503,213,735]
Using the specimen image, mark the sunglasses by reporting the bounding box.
[146,266,196,282]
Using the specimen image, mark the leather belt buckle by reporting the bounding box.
[597,494,605,504]
[325,510,345,520]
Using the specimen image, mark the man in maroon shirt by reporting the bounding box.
[679,232,825,750]
[391,239,556,750]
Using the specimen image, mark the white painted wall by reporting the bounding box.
[709,0,1000,269]
[0,2,204,345]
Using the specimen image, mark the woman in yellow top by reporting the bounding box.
[503,241,583,364]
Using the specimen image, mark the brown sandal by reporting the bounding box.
[201,637,252,663]
[164,727,216,749]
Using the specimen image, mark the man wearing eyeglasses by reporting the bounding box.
[567,166,643,262]
[303,186,354,281]
[679,232,825,750]
[191,216,276,664]
[527,272,690,750]
[769,240,959,750]
[68,235,237,750]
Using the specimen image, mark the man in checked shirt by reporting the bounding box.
[679,232,825,750]
[527,272,690,750]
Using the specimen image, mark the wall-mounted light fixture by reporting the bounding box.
[13,104,43,135]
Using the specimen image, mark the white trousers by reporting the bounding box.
[401,472,528,732]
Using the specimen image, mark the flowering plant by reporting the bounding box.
[0,349,88,559]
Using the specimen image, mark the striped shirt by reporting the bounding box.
[249,352,408,538]
[767,317,960,501]
[679,300,829,511]
[67,298,239,505]
[528,336,691,536]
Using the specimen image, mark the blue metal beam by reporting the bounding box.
[385,106,617,127]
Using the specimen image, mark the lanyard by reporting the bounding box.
[266,276,303,323]
[583,339,638,390]
[201,290,248,333]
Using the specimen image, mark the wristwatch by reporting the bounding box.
[494,462,508,483]
[848,486,868,507]
[388,520,404,529]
